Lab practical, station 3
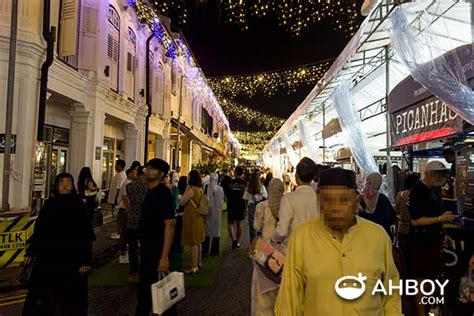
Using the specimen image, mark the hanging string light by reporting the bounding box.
[151,0,358,37]
[234,131,275,144]
[208,60,332,98]
[220,97,285,130]
[129,0,242,147]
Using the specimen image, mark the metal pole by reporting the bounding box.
[471,1,474,45]
[2,0,19,212]
[174,74,184,170]
[322,103,326,164]
[385,46,391,158]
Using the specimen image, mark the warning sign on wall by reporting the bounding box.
[0,215,36,268]
[0,230,27,250]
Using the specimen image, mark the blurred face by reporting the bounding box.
[172,172,179,185]
[425,170,448,187]
[128,170,137,180]
[319,187,360,231]
[163,175,171,186]
[444,154,455,164]
[145,167,164,182]
[58,177,73,195]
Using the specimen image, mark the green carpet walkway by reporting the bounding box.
[89,217,229,287]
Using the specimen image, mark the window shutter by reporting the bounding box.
[81,7,97,34]
[107,34,113,59]
[127,52,132,72]
[59,0,79,57]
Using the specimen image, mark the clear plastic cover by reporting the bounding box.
[297,119,321,164]
[271,142,283,179]
[282,133,300,168]
[332,82,378,175]
[390,6,474,125]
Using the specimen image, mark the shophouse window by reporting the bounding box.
[124,27,137,101]
[153,61,165,115]
[107,5,120,92]
[58,0,80,68]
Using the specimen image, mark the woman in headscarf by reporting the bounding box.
[359,172,397,240]
[203,173,225,256]
[251,178,285,316]
[22,173,95,316]
[77,167,99,223]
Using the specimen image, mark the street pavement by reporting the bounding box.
[0,221,253,316]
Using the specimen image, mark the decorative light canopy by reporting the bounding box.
[220,97,285,130]
[151,0,358,37]
[234,131,275,156]
[129,0,241,147]
[208,60,332,98]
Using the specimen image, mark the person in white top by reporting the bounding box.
[117,169,136,264]
[252,178,285,316]
[107,159,127,239]
[243,172,268,243]
[271,157,319,244]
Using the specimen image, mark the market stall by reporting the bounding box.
[387,43,474,313]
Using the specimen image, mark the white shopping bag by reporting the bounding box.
[151,271,185,315]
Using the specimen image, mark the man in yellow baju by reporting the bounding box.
[275,168,401,315]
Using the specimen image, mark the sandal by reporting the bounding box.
[184,266,199,274]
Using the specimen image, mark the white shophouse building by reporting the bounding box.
[0,0,236,211]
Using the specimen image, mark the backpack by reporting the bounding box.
[191,190,209,216]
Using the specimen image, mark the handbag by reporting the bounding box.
[151,271,185,315]
[191,193,209,216]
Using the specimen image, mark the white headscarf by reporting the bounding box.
[363,172,383,213]
[207,173,223,209]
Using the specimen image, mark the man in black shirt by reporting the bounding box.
[220,169,232,195]
[226,166,247,249]
[407,161,457,315]
[136,158,176,316]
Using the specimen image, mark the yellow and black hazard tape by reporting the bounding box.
[0,215,36,268]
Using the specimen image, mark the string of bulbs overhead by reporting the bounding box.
[151,0,358,36]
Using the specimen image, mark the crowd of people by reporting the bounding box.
[19,153,461,315]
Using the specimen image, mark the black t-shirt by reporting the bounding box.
[408,181,443,245]
[226,178,247,212]
[139,183,175,250]
[220,175,232,196]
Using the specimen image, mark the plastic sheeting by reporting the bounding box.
[332,82,378,175]
[297,119,320,164]
[271,142,283,179]
[390,6,474,125]
[282,133,300,168]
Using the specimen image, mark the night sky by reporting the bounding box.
[165,1,365,123]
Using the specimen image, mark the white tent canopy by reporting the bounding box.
[263,0,472,165]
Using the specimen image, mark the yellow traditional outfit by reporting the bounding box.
[275,216,401,316]
[181,186,205,247]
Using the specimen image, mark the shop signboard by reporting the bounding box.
[390,97,465,147]
[388,44,473,147]
[455,146,474,218]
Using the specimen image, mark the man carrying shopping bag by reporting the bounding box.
[136,159,177,316]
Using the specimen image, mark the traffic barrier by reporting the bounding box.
[0,215,36,268]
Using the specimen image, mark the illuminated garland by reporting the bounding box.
[130,0,193,63]
[208,60,332,98]
[220,98,285,130]
[129,0,241,148]
[151,0,358,37]
[233,131,274,144]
